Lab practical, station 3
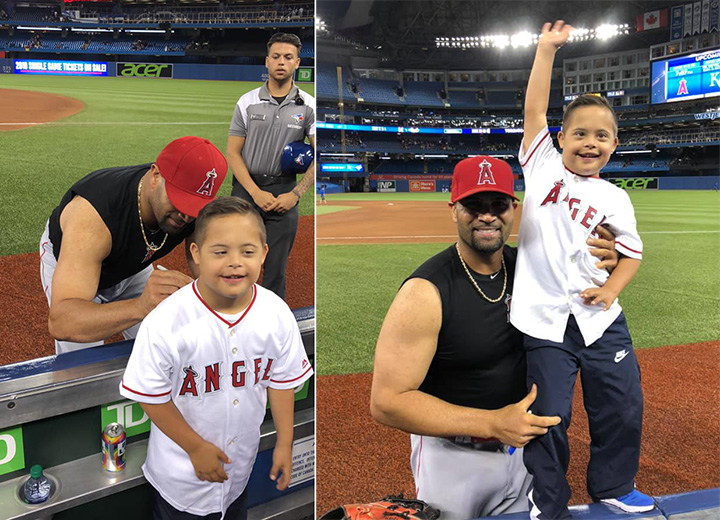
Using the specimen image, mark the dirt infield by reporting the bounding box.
[0,216,313,366]
[317,342,720,515]
[316,199,720,515]
[317,200,522,244]
[0,89,85,131]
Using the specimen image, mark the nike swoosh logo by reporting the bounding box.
[490,273,499,280]
[614,350,629,363]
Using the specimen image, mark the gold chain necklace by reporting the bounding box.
[455,242,507,303]
[137,179,168,252]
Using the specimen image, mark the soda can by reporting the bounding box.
[101,422,126,472]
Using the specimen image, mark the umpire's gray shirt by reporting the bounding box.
[228,82,315,177]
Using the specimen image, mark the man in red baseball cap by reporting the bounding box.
[40,136,227,354]
[371,155,618,518]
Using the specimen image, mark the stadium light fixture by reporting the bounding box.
[126,29,166,34]
[316,17,328,33]
[436,23,630,49]
[73,28,113,33]
[17,26,62,31]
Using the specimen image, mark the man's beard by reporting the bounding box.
[469,234,504,254]
[461,225,506,254]
[158,216,189,236]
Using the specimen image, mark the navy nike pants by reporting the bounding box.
[523,313,643,519]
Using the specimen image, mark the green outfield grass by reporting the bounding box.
[0,75,314,256]
[317,190,720,375]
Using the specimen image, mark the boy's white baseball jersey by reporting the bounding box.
[510,127,643,346]
[119,281,313,518]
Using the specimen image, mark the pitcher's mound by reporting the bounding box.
[0,89,84,131]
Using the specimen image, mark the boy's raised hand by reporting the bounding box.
[539,20,574,49]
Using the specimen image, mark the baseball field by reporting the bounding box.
[0,74,315,364]
[316,190,720,514]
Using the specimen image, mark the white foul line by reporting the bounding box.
[0,121,229,126]
[318,230,719,241]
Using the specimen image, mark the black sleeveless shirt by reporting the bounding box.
[406,245,526,410]
[48,164,193,291]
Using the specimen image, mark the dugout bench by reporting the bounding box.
[0,307,315,520]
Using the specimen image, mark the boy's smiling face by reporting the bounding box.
[558,105,618,178]
[190,214,267,313]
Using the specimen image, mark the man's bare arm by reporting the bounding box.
[270,137,316,213]
[370,278,560,447]
[588,224,619,271]
[292,136,316,199]
[48,197,191,342]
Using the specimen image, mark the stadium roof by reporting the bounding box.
[318,0,685,69]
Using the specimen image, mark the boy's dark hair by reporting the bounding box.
[562,94,618,135]
[195,197,266,246]
[267,32,302,55]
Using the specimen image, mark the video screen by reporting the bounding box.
[650,48,720,104]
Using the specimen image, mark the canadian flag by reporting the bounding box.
[636,9,669,31]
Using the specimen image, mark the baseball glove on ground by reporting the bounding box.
[319,494,441,520]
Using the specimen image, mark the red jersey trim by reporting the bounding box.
[616,240,643,256]
[520,131,550,168]
[270,365,313,384]
[192,281,256,327]
[120,380,172,398]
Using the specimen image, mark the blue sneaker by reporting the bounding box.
[601,490,655,512]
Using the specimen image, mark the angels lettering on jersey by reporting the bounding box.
[539,180,607,238]
[178,356,275,397]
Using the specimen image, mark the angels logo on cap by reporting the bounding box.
[477,159,497,186]
[156,136,228,218]
[450,156,518,203]
[196,168,218,197]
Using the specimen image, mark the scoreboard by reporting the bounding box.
[651,48,720,104]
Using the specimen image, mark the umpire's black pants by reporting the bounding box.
[523,313,644,519]
[232,179,299,300]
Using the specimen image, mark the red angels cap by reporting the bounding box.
[155,136,228,218]
[450,156,518,203]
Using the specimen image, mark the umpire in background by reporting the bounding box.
[226,32,315,299]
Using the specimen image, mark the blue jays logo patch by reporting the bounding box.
[295,154,306,166]
[292,114,304,124]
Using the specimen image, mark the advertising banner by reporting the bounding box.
[611,177,659,190]
[377,180,396,192]
[297,67,314,83]
[14,59,108,76]
[409,180,436,192]
[0,426,24,477]
[117,62,173,78]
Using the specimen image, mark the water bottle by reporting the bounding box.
[23,465,51,504]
